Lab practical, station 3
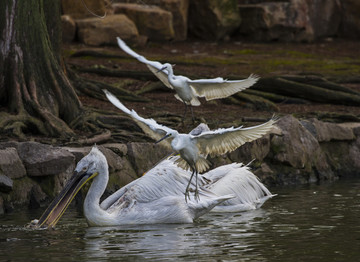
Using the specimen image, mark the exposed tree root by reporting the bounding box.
[77,130,112,145]
[68,69,149,102]
[253,77,360,106]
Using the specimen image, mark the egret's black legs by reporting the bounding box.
[190,106,195,124]
[184,165,199,202]
[182,102,188,122]
[182,103,195,124]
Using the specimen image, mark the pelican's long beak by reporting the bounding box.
[155,133,171,144]
[35,170,98,228]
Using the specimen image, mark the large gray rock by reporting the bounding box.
[115,0,189,40]
[188,0,241,40]
[76,14,139,46]
[0,147,26,179]
[0,175,13,193]
[113,3,174,41]
[238,1,314,42]
[149,0,189,41]
[229,134,271,164]
[127,142,172,176]
[269,115,332,183]
[302,118,355,142]
[339,0,360,38]
[64,145,137,195]
[0,196,4,215]
[61,0,107,19]
[349,136,360,170]
[2,176,45,208]
[305,0,341,38]
[17,142,75,177]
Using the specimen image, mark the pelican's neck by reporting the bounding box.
[83,163,109,225]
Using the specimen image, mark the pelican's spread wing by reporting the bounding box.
[194,118,276,157]
[105,157,232,220]
[116,37,172,89]
[188,74,259,101]
[202,162,275,212]
[104,90,175,143]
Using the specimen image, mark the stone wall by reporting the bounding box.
[60,0,360,45]
[1,116,359,214]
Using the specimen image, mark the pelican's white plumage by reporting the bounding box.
[117,37,259,107]
[37,147,274,227]
[103,90,276,200]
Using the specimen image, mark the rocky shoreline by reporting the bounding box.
[1,115,359,215]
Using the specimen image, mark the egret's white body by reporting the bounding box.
[103,90,277,200]
[37,147,275,227]
[116,37,259,109]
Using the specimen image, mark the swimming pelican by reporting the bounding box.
[116,37,259,120]
[33,147,274,228]
[103,90,276,201]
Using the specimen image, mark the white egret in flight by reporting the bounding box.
[33,146,274,228]
[116,37,259,120]
[103,90,277,201]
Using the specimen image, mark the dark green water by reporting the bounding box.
[1,178,359,262]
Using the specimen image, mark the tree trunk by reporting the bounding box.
[0,0,82,138]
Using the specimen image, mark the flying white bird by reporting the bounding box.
[33,146,274,228]
[103,90,276,201]
[116,36,259,120]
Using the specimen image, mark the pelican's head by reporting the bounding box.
[35,146,107,228]
[189,123,210,136]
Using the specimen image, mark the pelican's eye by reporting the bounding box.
[82,166,88,172]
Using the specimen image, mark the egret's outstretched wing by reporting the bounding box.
[194,118,276,157]
[116,37,172,89]
[188,74,259,101]
[103,90,175,143]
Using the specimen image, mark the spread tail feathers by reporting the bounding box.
[174,156,210,173]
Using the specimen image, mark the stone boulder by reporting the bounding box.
[64,145,138,195]
[188,0,241,40]
[305,0,341,39]
[0,148,26,179]
[76,14,139,46]
[339,0,360,38]
[16,142,75,177]
[3,176,46,209]
[150,0,189,40]
[61,15,76,43]
[0,196,3,214]
[302,118,355,142]
[238,1,314,42]
[115,0,188,40]
[127,142,172,176]
[0,175,13,193]
[229,134,271,164]
[268,115,332,183]
[61,0,107,19]
[113,3,174,41]
[349,130,360,170]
